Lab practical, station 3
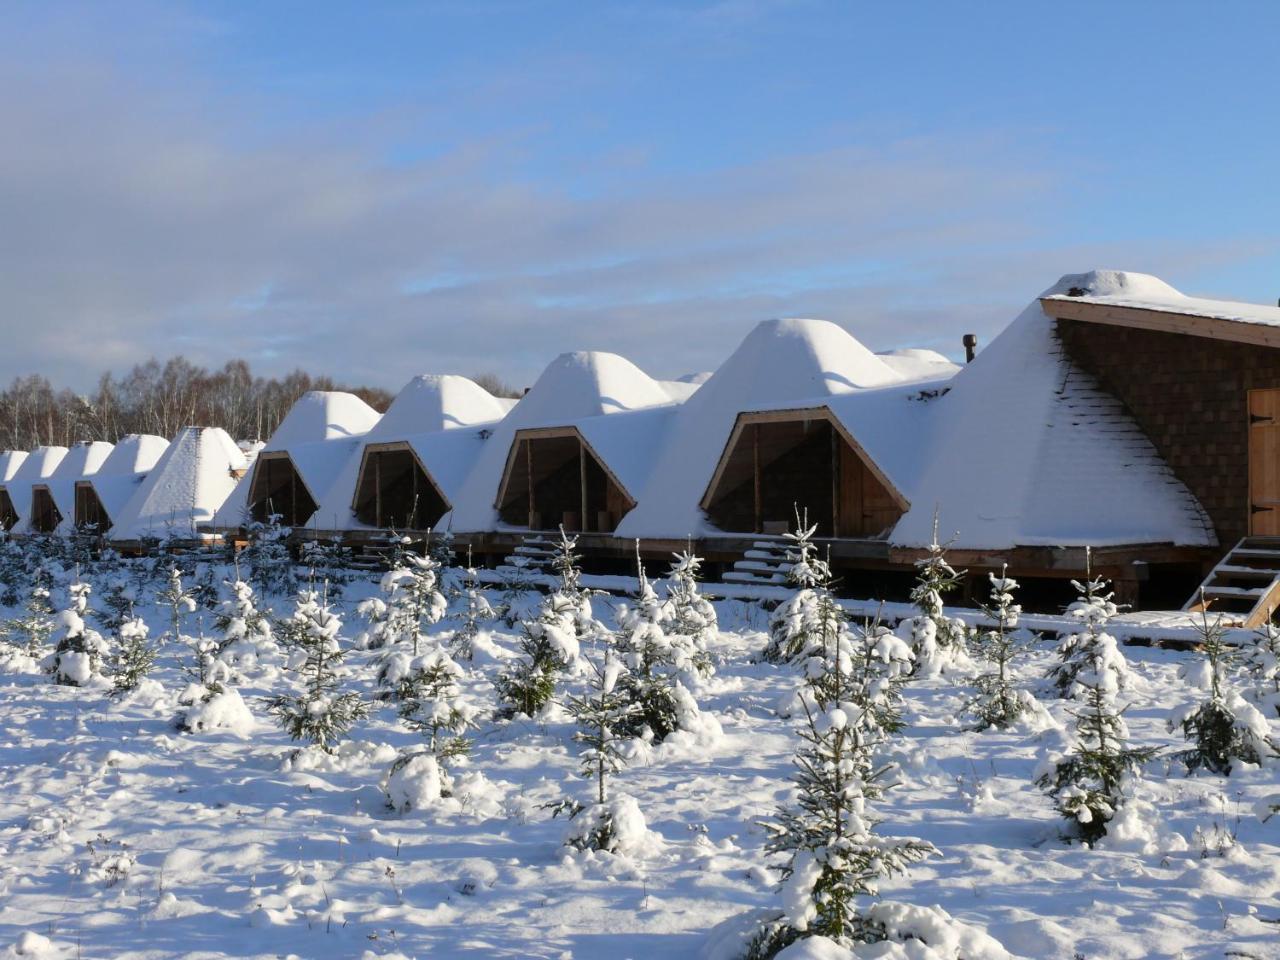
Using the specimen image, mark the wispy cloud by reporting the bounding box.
[0,4,1269,394]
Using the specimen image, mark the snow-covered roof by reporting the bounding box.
[0,451,28,484]
[451,351,677,531]
[368,375,512,439]
[213,391,384,529]
[310,426,493,533]
[1041,269,1280,331]
[109,427,247,542]
[2,445,68,530]
[617,318,938,539]
[42,441,114,535]
[82,434,169,530]
[876,348,962,381]
[263,391,382,450]
[892,270,1217,550]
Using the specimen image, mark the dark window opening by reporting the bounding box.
[704,416,903,538]
[247,455,319,527]
[29,486,62,533]
[352,447,449,530]
[497,433,630,532]
[75,483,111,533]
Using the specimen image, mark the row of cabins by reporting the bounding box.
[11,270,1280,619]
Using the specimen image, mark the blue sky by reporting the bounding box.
[3,0,1278,389]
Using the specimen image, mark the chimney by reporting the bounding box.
[962,333,978,363]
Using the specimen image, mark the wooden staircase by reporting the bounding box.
[1184,537,1280,627]
[722,537,792,586]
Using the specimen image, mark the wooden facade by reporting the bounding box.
[247,453,319,527]
[74,481,111,532]
[351,442,450,531]
[496,428,634,533]
[0,489,17,531]
[28,485,62,533]
[1053,312,1280,547]
[700,408,907,538]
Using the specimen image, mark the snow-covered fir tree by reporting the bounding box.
[561,650,644,852]
[51,580,111,687]
[266,589,367,753]
[832,610,915,736]
[495,589,582,718]
[763,513,835,665]
[155,567,197,644]
[1168,596,1276,774]
[214,575,275,669]
[448,550,495,661]
[496,555,542,627]
[1047,556,1130,699]
[381,551,448,656]
[94,574,139,634]
[1035,642,1157,844]
[750,628,936,956]
[241,514,297,598]
[894,511,970,677]
[7,576,56,658]
[965,567,1039,730]
[299,536,353,599]
[549,526,603,640]
[612,548,710,741]
[392,648,478,780]
[1245,620,1280,716]
[0,534,28,606]
[660,547,717,676]
[108,616,155,696]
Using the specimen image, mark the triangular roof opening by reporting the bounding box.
[352,442,450,531]
[700,407,908,539]
[75,481,111,533]
[0,489,18,531]
[28,485,62,534]
[496,427,635,533]
[247,452,319,527]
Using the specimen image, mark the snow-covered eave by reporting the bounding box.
[1040,294,1280,346]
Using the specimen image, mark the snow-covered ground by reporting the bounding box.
[1,560,1279,960]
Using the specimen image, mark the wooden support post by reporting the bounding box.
[830,424,840,538]
[579,439,588,533]
[374,455,382,528]
[753,423,762,534]
[410,454,418,528]
[525,438,535,528]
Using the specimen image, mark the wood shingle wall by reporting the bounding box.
[1056,318,1280,546]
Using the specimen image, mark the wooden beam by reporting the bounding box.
[752,422,761,534]
[579,436,588,532]
[1040,296,1280,349]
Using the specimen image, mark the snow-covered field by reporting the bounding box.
[1,551,1279,960]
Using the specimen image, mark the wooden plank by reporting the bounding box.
[1041,297,1280,349]
[1250,388,1280,536]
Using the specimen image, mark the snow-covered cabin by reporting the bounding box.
[451,352,682,536]
[215,391,381,530]
[33,440,115,535]
[306,374,514,535]
[0,451,29,530]
[108,427,247,544]
[4,446,68,534]
[618,318,956,543]
[73,434,169,534]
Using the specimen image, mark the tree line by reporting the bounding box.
[0,356,522,452]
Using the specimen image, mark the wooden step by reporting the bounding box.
[1185,536,1280,627]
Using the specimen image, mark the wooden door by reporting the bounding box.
[1249,389,1280,535]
